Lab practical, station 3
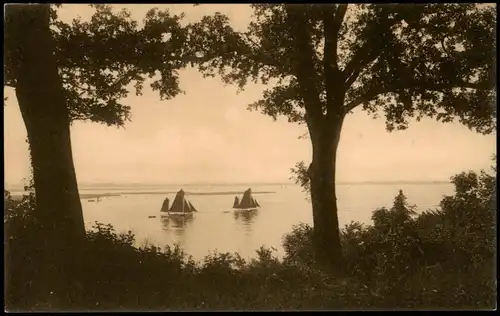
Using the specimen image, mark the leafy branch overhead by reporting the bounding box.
[4,4,495,133]
[192,4,496,134]
[4,4,211,127]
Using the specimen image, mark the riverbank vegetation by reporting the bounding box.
[5,166,496,311]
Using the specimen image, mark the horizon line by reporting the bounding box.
[5,179,452,188]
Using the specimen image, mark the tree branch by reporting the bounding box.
[440,36,452,56]
[284,4,324,126]
[345,86,387,112]
[342,13,394,89]
[243,33,294,75]
[332,4,348,65]
[244,34,260,51]
[343,48,381,88]
[4,82,16,88]
[110,68,138,89]
[345,81,490,112]
[77,86,91,97]
[323,4,347,111]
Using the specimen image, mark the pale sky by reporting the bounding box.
[3,4,496,186]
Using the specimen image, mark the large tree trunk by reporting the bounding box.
[5,4,85,306]
[308,115,345,271]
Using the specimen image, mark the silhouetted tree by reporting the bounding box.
[5,4,205,126]
[4,4,86,238]
[191,4,496,268]
[4,4,215,240]
[3,4,223,298]
[4,4,87,302]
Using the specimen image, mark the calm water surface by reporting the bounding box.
[76,183,454,261]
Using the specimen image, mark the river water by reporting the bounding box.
[67,183,454,261]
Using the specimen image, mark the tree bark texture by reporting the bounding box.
[309,115,345,270]
[5,4,85,305]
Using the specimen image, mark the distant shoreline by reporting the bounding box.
[7,181,453,200]
[10,191,277,201]
[76,181,449,187]
[6,181,450,190]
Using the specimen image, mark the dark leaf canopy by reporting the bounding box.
[4,4,203,126]
[193,4,496,134]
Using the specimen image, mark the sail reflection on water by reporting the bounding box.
[161,215,194,238]
[233,209,258,233]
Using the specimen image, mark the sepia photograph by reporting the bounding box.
[3,3,497,311]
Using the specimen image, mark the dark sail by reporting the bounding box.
[188,201,198,212]
[233,196,240,208]
[169,189,186,213]
[251,198,258,208]
[233,188,261,209]
[183,199,191,212]
[160,197,170,212]
[169,189,197,213]
[238,188,253,209]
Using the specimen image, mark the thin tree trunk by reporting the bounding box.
[309,116,345,271]
[5,4,85,306]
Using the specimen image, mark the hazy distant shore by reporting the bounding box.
[5,181,451,193]
[77,181,450,188]
[6,181,452,201]
[9,190,277,201]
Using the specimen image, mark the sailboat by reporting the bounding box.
[160,189,197,217]
[233,196,240,208]
[232,188,260,211]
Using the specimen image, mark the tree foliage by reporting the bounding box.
[189,4,496,202]
[283,161,496,306]
[192,4,496,133]
[371,189,417,232]
[3,4,209,127]
[290,161,311,196]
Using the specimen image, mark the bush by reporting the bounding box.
[282,223,315,267]
[4,189,44,309]
[280,167,496,309]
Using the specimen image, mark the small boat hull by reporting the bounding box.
[166,212,194,217]
[233,207,259,211]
